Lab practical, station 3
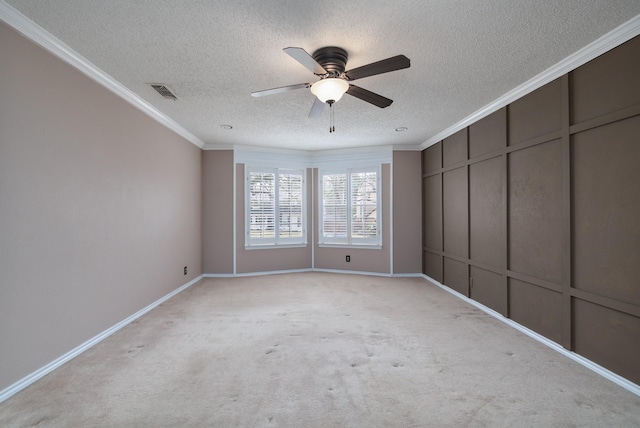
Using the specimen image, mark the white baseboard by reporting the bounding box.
[420,274,640,398]
[202,268,422,278]
[202,268,424,278]
[391,272,424,278]
[312,268,391,277]
[0,275,204,404]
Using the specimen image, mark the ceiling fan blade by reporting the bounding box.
[284,47,327,75]
[346,85,393,108]
[251,83,310,97]
[308,97,325,119]
[344,55,410,81]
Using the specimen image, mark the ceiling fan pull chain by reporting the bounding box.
[329,101,335,133]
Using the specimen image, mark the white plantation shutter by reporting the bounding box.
[246,167,306,247]
[278,172,303,239]
[322,173,348,239]
[249,171,275,240]
[319,168,380,246]
[350,172,377,239]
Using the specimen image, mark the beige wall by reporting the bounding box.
[393,151,422,273]
[202,150,234,273]
[235,164,313,273]
[0,23,202,391]
[314,164,392,274]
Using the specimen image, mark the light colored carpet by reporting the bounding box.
[1,272,639,427]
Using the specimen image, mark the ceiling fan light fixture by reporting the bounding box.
[311,78,349,103]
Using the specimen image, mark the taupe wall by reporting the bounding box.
[0,23,202,391]
[392,151,422,274]
[201,157,422,276]
[202,150,234,274]
[422,36,640,384]
[235,164,313,273]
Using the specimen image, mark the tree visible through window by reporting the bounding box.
[320,168,380,246]
[247,168,305,246]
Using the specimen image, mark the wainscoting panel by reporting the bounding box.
[422,35,640,385]
[443,257,468,296]
[508,139,563,284]
[509,278,563,344]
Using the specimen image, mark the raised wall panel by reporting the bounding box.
[469,156,503,268]
[422,36,640,385]
[508,140,563,284]
[571,36,640,124]
[509,278,562,344]
[573,116,640,306]
[508,78,562,145]
[443,166,468,258]
[423,142,442,174]
[424,251,443,283]
[470,266,506,316]
[444,257,468,296]
[468,108,506,158]
[423,175,442,251]
[574,299,640,385]
[443,129,467,166]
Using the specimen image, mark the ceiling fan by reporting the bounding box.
[251,46,411,123]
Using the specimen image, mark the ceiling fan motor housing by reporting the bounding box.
[312,46,348,75]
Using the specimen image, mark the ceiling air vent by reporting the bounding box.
[149,84,177,100]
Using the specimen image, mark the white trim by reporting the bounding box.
[389,159,394,275]
[235,145,312,169]
[233,154,237,275]
[392,273,423,278]
[311,146,393,169]
[311,168,315,270]
[0,1,205,149]
[419,13,640,150]
[313,268,391,277]
[244,243,309,250]
[230,268,312,277]
[421,274,640,398]
[203,268,397,277]
[233,145,394,168]
[318,243,382,250]
[0,274,204,404]
[202,273,236,278]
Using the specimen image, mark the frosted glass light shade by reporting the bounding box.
[311,78,349,103]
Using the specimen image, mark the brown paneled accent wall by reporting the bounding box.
[422,36,640,385]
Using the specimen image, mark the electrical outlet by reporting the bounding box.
[184,266,187,275]
[346,255,351,262]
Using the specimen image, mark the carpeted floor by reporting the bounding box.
[1,272,639,427]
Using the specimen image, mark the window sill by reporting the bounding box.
[318,243,382,250]
[244,243,308,250]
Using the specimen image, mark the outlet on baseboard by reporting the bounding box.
[346,255,351,262]
[184,266,187,275]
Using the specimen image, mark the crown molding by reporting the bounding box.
[419,13,640,150]
[0,1,205,149]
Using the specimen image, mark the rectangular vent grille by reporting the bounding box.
[150,84,177,100]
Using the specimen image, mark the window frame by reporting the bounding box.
[318,166,382,248]
[245,166,307,249]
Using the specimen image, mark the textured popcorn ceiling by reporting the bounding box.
[6,0,640,151]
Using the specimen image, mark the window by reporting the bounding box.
[246,167,306,247]
[319,168,381,246]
